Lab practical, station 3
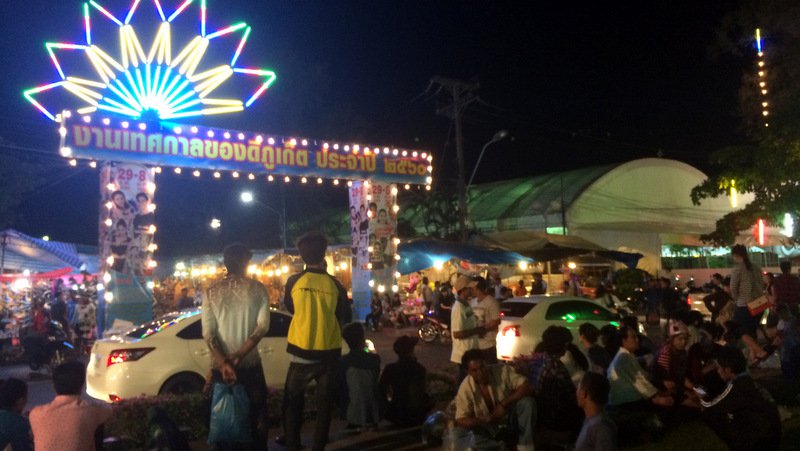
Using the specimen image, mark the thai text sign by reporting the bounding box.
[61,116,433,184]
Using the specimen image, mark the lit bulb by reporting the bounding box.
[106,256,114,265]
[368,246,374,253]
[59,147,72,157]
[138,123,146,130]
[248,173,255,180]
[339,262,348,270]
[193,170,200,177]
[284,176,291,183]
[207,130,215,138]
[224,132,231,139]
[148,224,157,234]
[238,133,245,140]
[368,279,375,288]
[232,171,240,178]
[268,175,274,181]
[59,127,67,137]
[404,184,411,190]
[392,285,399,293]
[333,179,339,185]
[104,292,114,302]
[393,237,400,245]
[391,187,398,195]
[68,159,77,166]
[191,126,198,133]
[425,185,431,191]
[301,177,308,183]
[106,183,116,191]
[367,263,373,269]
[394,254,401,261]
[347,181,353,187]
[104,218,113,227]
[317,177,323,184]
[174,127,182,134]
[281,265,289,273]
[392,204,400,213]
[323,143,330,149]
[105,201,113,210]
[148,203,156,212]
[103,272,112,283]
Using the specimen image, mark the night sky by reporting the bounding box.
[0,0,746,255]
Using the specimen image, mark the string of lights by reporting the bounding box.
[756,28,769,128]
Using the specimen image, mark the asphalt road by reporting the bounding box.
[0,323,452,410]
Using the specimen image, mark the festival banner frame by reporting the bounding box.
[60,115,434,184]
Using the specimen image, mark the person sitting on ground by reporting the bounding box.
[30,361,112,451]
[529,326,584,439]
[651,322,701,409]
[599,324,622,358]
[686,322,725,398]
[574,372,618,451]
[772,303,800,378]
[454,349,536,451]
[579,323,611,374]
[379,335,433,427]
[620,316,656,368]
[0,378,32,451]
[336,322,382,432]
[365,292,383,331]
[704,275,733,324]
[701,346,782,451]
[607,326,674,410]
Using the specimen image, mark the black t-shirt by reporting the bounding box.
[379,358,430,418]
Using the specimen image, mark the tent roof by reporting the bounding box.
[0,229,89,273]
[468,163,621,223]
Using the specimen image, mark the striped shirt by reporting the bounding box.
[730,262,764,307]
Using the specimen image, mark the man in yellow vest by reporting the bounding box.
[283,231,351,451]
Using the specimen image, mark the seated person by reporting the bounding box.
[336,323,382,431]
[771,303,800,378]
[701,346,782,451]
[687,322,725,397]
[529,326,584,437]
[454,349,536,451]
[620,316,656,368]
[579,323,611,374]
[607,326,674,410]
[652,322,700,409]
[30,361,112,451]
[0,378,32,451]
[575,372,618,451]
[380,335,433,427]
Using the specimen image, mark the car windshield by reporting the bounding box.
[500,301,537,318]
[125,310,202,340]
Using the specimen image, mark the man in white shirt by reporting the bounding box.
[202,243,271,447]
[607,326,673,409]
[453,348,536,451]
[451,275,485,383]
[471,277,501,364]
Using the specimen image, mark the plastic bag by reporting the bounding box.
[208,383,252,444]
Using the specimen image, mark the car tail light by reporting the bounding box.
[108,394,121,403]
[107,348,155,367]
[501,325,520,338]
[687,295,692,306]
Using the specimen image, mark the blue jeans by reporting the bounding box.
[451,396,536,450]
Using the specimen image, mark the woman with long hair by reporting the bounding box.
[729,244,772,364]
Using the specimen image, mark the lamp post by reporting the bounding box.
[462,130,509,232]
[240,191,287,251]
[467,130,509,189]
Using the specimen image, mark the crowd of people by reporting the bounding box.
[2,241,799,450]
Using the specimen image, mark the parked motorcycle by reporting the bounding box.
[21,320,76,371]
[417,310,451,343]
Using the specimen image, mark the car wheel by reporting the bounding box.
[418,324,439,343]
[159,372,205,395]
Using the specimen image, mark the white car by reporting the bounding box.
[86,308,293,402]
[496,296,621,361]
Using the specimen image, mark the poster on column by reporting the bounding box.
[367,183,398,274]
[99,163,156,275]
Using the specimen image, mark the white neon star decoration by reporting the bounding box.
[25,0,277,121]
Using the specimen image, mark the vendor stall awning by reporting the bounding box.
[0,229,88,273]
[397,238,532,274]
[472,230,643,268]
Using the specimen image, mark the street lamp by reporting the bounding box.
[240,191,287,251]
[467,130,509,189]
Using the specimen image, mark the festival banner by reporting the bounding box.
[61,117,433,185]
[349,181,397,319]
[99,162,156,275]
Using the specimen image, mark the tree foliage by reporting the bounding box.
[692,1,800,244]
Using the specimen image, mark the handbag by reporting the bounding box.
[208,383,252,444]
[747,294,770,316]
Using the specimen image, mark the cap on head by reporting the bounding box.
[453,275,477,292]
[669,321,689,338]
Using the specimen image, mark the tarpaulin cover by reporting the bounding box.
[0,267,72,282]
[472,231,643,269]
[397,238,532,274]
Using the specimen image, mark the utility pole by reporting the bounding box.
[432,76,479,242]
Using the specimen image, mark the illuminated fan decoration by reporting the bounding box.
[24,0,277,121]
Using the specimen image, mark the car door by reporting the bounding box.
[543,300,619,340]
[179,317,214,376]
[259,311,291,388]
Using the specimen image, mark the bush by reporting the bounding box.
[106,393,209,444]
